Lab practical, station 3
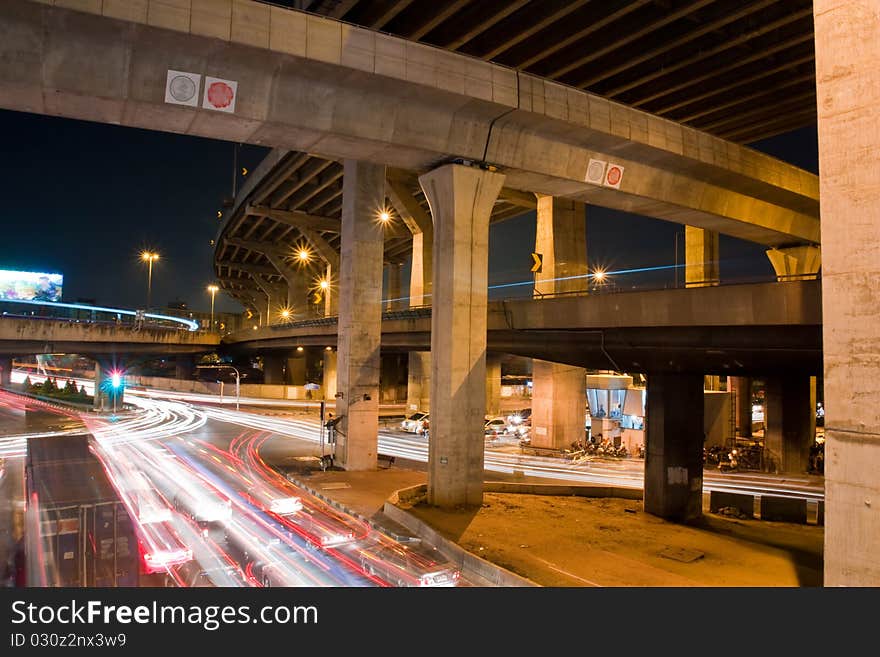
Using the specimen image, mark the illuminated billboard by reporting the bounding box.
[0,269,63,302]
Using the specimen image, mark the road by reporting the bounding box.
[2,372,824,588]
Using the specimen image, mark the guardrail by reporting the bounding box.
[0,298,200,331]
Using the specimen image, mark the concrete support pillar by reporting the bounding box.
[322,349,337,400]
[322,264,337,317]
[263,354,285,385]
[385,263,402,311]
[93,362,108,411]
[286,353,306,386]
[765,246,821,282]
[419,163,505,508]
[644,373,704,522]
[815,0,880,585]
[685,226,720,288]
[764,376,814,474]
[485,354,502,418]
[531,360,586,449]
[704,375,721,391]
[534,195,588,295]
[175,354,194,380]
[0,355,11,387]
[532,196,588,448]
[335,160,385,471]
[288,273,310,319]
[409,231,432,306]
[406,351,430,413]
[730,376,753,438]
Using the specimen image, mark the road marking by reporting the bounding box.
[532,557,602,587]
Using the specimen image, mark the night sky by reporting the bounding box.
[0,108,818,313]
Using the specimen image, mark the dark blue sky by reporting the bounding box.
[0,108,817,312]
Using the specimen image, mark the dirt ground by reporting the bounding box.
[403,493,824,587]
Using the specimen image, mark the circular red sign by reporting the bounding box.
[606,166,622,186]
[207,81,234,109]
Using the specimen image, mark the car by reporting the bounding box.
[484,417,507,438]
[506,408,532,426]
[401,412,429,433]
[356,539,461,587]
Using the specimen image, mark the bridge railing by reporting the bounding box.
[0,299,200,332]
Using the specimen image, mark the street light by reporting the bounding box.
[207,284,219,331]
[196,364,241,411]
[109,370,123,414]
[141,251,160,310]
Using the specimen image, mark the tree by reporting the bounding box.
[63,379,77,396]
[22,375,32,391]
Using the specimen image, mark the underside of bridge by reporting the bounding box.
[290,0,816,145]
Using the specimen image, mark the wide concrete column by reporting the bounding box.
[485,354,502,417]
[335,160,385,471]
[644,373,704,522]
[531,195,588,448]
[385,263,402,310]
[531,361,585,449]
[93,362,108,411]
[764,376,815,474]
[765,246,821,281]
[419,163,505,508]
[286,352,307,386]
[262,354,285,385]
[534,195,588,295]
[406,351,430,413]
[322,349,337,399]
[816,0,880,585]
[409,232,432,306]
[685,226,720,287]
[730,376,753,438]
[0,355,11,387]
[288,273,311,319]
[175,354,194,380]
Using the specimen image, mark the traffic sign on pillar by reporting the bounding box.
[531,253,543,273]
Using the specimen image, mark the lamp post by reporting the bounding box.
[207,284,219,331]
[196,364,240,410]
[141,251,160,310]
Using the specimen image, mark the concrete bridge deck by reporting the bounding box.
[223,280,821,375]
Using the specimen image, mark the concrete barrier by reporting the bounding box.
[383,490,538,587]
[760,496,807,523]
[709,491,755,518]
[484,482,642,499]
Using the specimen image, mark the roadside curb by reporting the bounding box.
[384,484,540,587]
[283,472,417,542]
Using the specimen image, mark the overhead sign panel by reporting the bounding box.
[0,269,63,302]
[202,76,238,113]
[531,253,543,273]
[604,163,625,189]
[164,70,201,107]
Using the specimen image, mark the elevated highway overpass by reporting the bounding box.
[224,280,821,376]
[3,0,876,584]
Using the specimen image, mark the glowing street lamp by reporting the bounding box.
[141,251,160,310]
[109,369,123,414]
[206,284,219,331]
[297,248,311,264]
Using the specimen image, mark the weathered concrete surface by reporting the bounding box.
[485,353,502,418]
[406,350,430,413]
[815,0,880,586]
[335,160,385,471]
[730,376,753,437]
[685,226,719,287]
[531,360,586,450]
[322,349,337,399]
[644,373,704,522]
[764,376,815,474]
[0,317,218,355]
[420,164,504,508]
[709,491,755,518]
[534,195,588,296]
[0,355,11,387]
[2,0,818,246]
